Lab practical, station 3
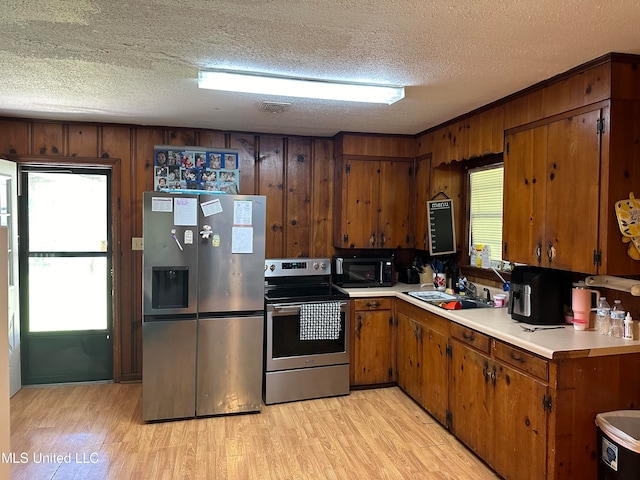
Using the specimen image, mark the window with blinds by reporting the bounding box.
[469,164,503,264]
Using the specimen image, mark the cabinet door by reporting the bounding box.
[413,156,431,250]
[379,160,413,249]
[449,340,494,464]
[396,312,422,403]
[352,309,394,385]
[420,324,448,425]
[545,109,601,273]
[503,126,547,265]
[341,160,379,248]
[492,361,548,480]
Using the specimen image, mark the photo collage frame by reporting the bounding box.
[153,145,240,194]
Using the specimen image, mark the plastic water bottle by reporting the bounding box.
[610,300,626,338]
[596,297,611,335]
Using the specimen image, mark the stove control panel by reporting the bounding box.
[265,258,330,277]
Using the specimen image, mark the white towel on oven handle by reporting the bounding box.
[299,302,341,340]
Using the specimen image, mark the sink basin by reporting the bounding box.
[406,291,457,302]
[405,291,494,309]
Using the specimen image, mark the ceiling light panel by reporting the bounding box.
[198,70,404,105]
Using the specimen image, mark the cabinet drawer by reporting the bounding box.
[354,298,391,311]
[493,340,549,381]
[450,323,490,353]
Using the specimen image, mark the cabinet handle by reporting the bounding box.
[490,366,497,386]
[462,332,475,342]
[482,361,489,380]
[369,233,376,246]
[365,301,379,309]
[509,352,526,364]
[535,243,542,262]
[548,244,556,262]
[380,233,386,247]
[357,315,362,338]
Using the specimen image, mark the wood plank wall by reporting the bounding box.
[0,120,335,381]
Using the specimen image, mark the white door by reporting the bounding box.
[0,160,20,396]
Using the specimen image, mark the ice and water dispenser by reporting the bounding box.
[151,266,189,309]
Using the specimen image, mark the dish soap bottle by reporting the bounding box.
[610,300,626,338]
[596,297,611,335]
[623,312,634,340]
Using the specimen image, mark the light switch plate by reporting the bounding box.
[132,237,143,251]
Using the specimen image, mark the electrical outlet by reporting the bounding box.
[132,237,143,251]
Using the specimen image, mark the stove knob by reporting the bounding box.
[269,264,276,271]
[264,264,268,271]
[319,262,327,270]
[312,262,319,270]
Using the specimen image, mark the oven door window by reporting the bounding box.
[271,310,346,357]
[344,263,379,285]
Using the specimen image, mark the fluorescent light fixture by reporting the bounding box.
[198,69,404,105]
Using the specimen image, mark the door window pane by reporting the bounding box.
[28,257,108,332]
[27,172,107,252]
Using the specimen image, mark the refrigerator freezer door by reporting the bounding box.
[196,315,264,415]
[142,318,196,421]
[197,195,266,314]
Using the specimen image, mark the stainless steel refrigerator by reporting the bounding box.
[142,191,266,421]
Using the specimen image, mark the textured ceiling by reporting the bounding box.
[1,0,639,137]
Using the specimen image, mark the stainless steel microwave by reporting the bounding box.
[332,256,394,287]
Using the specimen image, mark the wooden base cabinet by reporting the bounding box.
[449,327,548,480]
[396,301,449,425]
[395,300,640,480]
[350,298,396,386]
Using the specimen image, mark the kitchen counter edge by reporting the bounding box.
[338,283,640,360]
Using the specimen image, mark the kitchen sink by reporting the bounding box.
[405,291,494,309]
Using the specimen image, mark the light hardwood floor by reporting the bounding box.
[10,384,499,479]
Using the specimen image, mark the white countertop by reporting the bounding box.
[339,282,640,360]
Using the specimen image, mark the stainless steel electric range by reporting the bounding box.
[264,258,350,405]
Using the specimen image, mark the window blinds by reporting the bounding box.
[469,165,503,263]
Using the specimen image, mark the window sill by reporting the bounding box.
[459,265,511,289]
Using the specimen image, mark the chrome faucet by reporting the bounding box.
[465,281,478,299]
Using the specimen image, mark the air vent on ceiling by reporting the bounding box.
[258,101,291,114]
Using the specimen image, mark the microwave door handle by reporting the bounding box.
[379,262,383,285]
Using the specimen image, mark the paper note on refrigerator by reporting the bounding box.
[233,200,253,226]
[151,196,173,212]
[200,198,223,217]
[232,226,253,253]
[173,197,198,226]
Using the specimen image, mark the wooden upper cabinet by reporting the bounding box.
[503,126,548,266]
[378,160,412,249]
[545,110,601,272]
[333,157,412,249]
[504,108,603,274]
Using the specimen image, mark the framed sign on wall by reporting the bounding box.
[427,198,456,255]
[153,145,240,194]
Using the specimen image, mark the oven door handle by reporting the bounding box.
[270,301,348,314]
